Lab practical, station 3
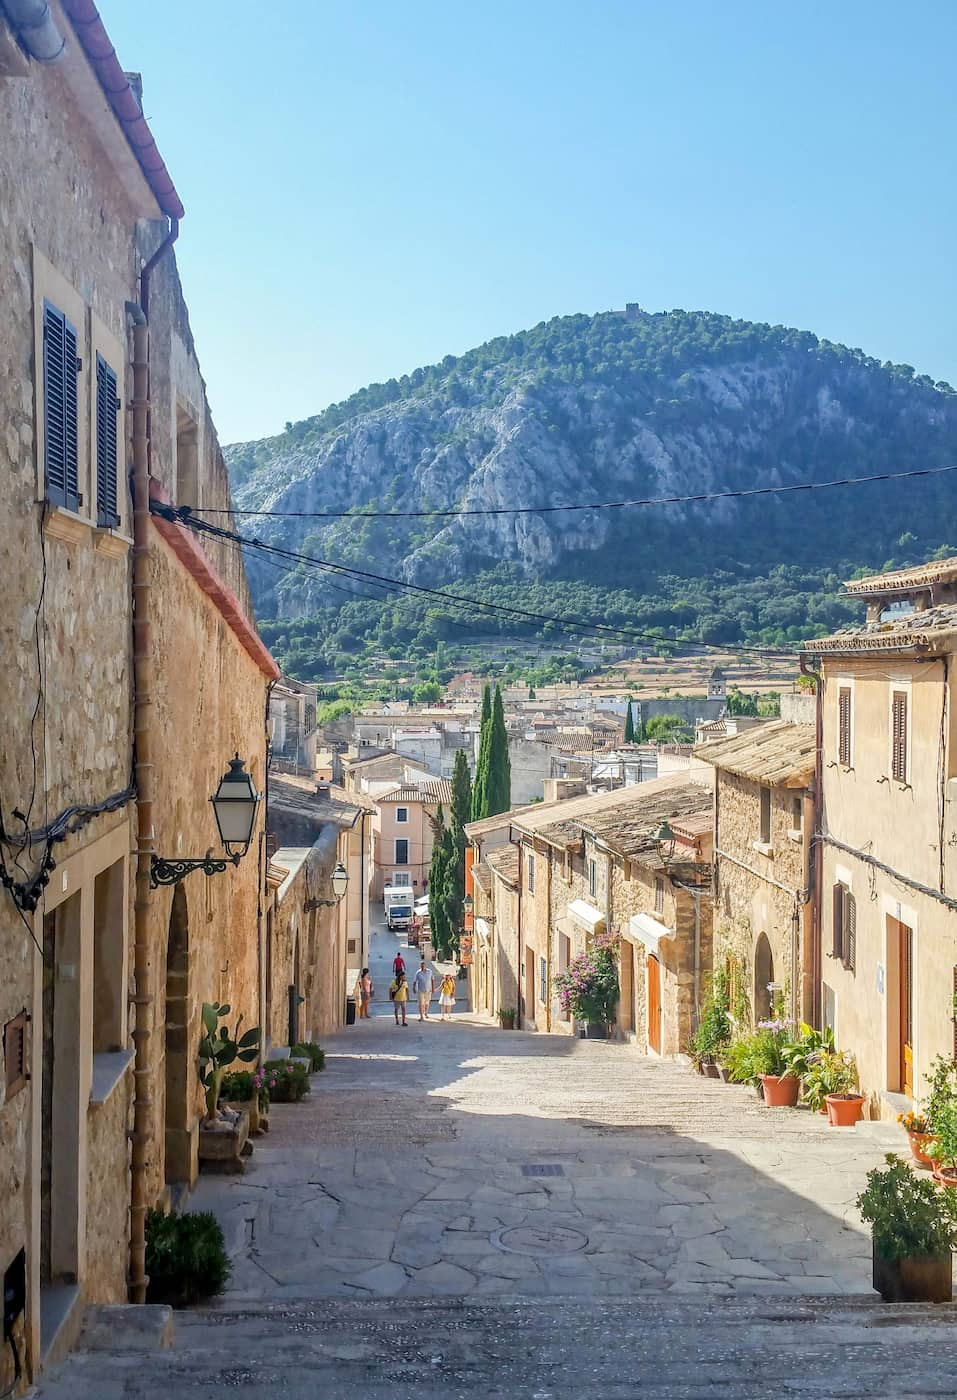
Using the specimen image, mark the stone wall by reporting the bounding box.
[712,770,811,1025]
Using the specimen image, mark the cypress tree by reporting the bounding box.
[471,684,493,821]
[623,698,635,744]
[438,826,459,962]
[448,749,471,945]
[428,806,451,957]
[485,685,511,816]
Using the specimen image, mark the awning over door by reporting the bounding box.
[567,899,605,933]
[628,912,673,956]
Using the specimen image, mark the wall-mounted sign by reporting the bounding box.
[459,934,474,966]
[876,962,885,996]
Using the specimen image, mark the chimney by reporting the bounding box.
[316,781,330,800]
[124,71,144,111]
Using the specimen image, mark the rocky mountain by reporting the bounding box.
[225,309,957,675]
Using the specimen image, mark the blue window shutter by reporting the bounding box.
[96,354,120,528]
[43,301,80,511]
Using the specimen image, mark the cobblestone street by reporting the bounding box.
[36,926,957,1397]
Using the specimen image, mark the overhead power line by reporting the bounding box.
[191,461,957,521]
[154,502,801,659]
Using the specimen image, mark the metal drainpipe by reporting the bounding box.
[692,889,701,1034]
[4,0,65,61]
[128,217,179,1306]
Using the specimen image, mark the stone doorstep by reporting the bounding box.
[80,1305,173,1352]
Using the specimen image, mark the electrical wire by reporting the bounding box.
[189,460,957,521]
[158,504,799,657]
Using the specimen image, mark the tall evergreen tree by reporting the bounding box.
[485,685,511,816]
[623,698,635,744]
[448,748,471,943]
[451,748,472,840]
[471,684,493,821]
[428,806,453,960]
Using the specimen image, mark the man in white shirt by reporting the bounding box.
[412,960,435,1021]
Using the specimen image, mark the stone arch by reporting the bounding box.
[164,885,192,1185]
[753,932,774,1023]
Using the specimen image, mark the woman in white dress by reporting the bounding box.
[439,972,456,1021]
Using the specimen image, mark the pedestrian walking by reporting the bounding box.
[412,959,435,1021]
[392,951,406,979]
[359,967,374,1018]
[389,971,408,1026]
[439,972,456,1021]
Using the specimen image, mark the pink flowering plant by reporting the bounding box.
[553,930,620,1027]
[262,1058,310,1103]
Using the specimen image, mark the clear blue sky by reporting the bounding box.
[104,1,956,444]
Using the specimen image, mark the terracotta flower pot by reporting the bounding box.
[717,1065,733,1083]
[703,1061,721,1079]
[907,1130,936,1168]
[826,1092,865,1127]
[872,1245,952,1302]
[933,1164,957,1189]
[759,1073,800,1107]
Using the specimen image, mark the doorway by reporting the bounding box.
[526,947,536,1026]
[894,918,914,1096]
[754,933,774,1021]
[164,886,191,1185]
[647,953,661,1053]
[620,942,635,1034]
[40,896,82,1291]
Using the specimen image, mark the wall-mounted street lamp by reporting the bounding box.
[304,862,349,910]
[150,755,262,888]
[463,893,474,915]
[652,820,677,863]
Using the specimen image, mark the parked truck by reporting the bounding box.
[383,885,414,934]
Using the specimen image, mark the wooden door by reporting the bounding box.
[899,921,914,1096]
[647,953,661,1054]
[525,947,536,1025]
[620,943,634,1033]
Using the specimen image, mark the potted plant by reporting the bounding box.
[722,1034,764,1093]
[782,1022,834,1095]
[856,1153,957,1302]
[264,1058,311,1103]
[145,1208,231,1307]
[498,1007,517,1030]
[816,1050,864,1126]
[291,1041,326,1072]
[197,1002,261,1173]
[898,1109,934,1168]
[220,1069,267,1135]
[553,931,619,1040]
[752,1019,801,1106]
[688,973,731,1078]
[928,1100,957,1188]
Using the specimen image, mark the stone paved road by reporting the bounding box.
[180,921,916,1302]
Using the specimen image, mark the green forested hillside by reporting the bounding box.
[226,309,957,683]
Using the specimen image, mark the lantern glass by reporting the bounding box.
[211,755,260,854]
[331,861,349,900]
[463,893,474,913]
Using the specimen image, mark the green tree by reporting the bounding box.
[412,680,442,705]
[486,685,512,816]
[644,713,692,743]
[428,807,453,959]
[471,684,493,821]
[726,688,759,717]
[623,697,635,744]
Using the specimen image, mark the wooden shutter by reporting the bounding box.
[4,1011,29,1099]
[838,687,852,767]
[842,890,857,973]
[831,883,844,961]
[891,692,908,782]
[96,353,120,528]
[43,301,81,511]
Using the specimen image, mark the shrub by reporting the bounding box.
[928,1099,957,1173]
[923,1054,957,1134]
[723,1019,798,1082]
[145,1208,230,1306]
[291,1042,325,1072]
[264,1059,311,1102]
[552,931,619,1026]
[857,1154,957,1262]
[220,1070,258,1103]
[802,1049,857,1112]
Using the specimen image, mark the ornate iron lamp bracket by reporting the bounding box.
[149,853,239,888]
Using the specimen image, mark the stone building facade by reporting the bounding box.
[805,558,957,1114]
[695,722,816,1027]
[0,7,278,1389]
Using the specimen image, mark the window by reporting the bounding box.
[891,690,909,783]
[588,857,597,899]
[540,956,548,1006]
[391,871,411,887]
[395,838,409,865]
[95,353,120,528]
[528,853,535,892]
[395,807,409,824]
[654,876,664,915]
[791,795,803,833]
[831,882,856,972]
[759,786,772,845]
[3,1011,29,1099]
[838,686,853,767]
[43,300,81,511]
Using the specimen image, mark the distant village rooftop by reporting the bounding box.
[694,720,816,787]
